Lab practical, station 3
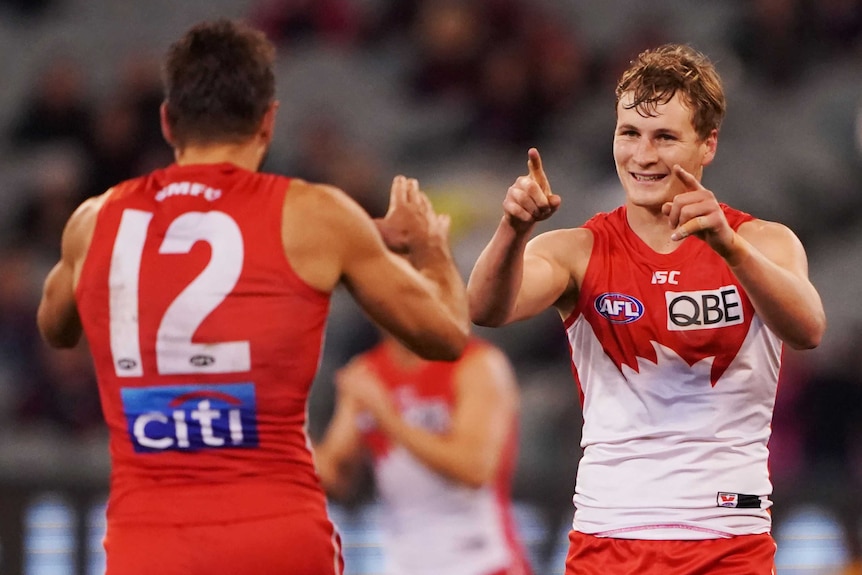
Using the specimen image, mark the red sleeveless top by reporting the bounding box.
[77,162,331,525]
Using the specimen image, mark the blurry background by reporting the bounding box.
[0,0,860,574]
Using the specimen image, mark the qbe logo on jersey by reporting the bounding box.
[665,285,744,331]
[121,383,259,453]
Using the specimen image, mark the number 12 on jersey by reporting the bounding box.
[109,209,251,377]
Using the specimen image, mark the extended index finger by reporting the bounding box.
[389,175,407,207]
[527,148,551,196]
[672,164,703,191]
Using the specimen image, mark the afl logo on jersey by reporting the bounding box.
[595,293,644,324]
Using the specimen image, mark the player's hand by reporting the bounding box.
[502,148,562,232]
[375,175,431,254]
[663,164,735,256]
[336,361,397,427]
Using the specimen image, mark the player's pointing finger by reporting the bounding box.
[527,148,551,197]
[672,164,702,191]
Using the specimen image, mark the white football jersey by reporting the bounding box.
[566,206,782,539]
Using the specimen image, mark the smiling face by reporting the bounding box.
[613,90,717,211]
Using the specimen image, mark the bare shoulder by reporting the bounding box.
[738,218,798,241]
[737,218,805,255]
[283,178,369,229]
[70,192,109,229]
[65,192,110,260]
[528,226,594,262]
[737,217,811,276]
[528,226,594,291]
[281,178,379,292]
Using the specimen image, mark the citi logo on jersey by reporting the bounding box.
[665,285,744,331]
[594,293,644,324]
[121,383,259,453]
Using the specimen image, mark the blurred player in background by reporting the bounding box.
[36,18,469,575]
[314,331,534,575]
[467,43,826,574]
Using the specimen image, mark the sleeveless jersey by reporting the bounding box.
[358,340,532,575]
[76,163,333,527]
[564,205,782,539]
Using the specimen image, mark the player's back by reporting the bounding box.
[77,162,332,525]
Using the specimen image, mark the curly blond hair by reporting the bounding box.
[615,44,726,141]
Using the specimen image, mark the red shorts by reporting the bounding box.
[565,530,776,575]
[104,513,343,575]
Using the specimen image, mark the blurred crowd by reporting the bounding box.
[1,0,861,570]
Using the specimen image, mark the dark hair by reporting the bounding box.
[615,44,725,140]
[163,19,275,147]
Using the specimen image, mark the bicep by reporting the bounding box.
[37,259,80,347]
[340,223,449,341]
[296,184,465,359]
[37,197,101,347]
[739,221,809,277]
[509,230,584,322]
[295,184,437,325]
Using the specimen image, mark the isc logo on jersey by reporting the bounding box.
[121,383,259,453]
[665,285,744,331]
[595,293,644,324]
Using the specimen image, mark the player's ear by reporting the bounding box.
[700,129,718,167]
[259,101,279,144]
[160,102,176,147]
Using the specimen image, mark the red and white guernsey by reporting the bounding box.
[358,341,532,575]
[76,163,334,528]
[565,205,782,540]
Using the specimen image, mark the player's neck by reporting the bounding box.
[625,204,682,254]
[174,141,265,172]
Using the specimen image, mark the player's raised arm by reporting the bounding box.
[664,165,825,349]
[467,148,569,326]
[286,177,470,361]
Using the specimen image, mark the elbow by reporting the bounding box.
[423,327,470,362]
[37,303,82,349]
[467,287,499,327]
[788,338,820,351]
[469,310,505,328]
[447,447,498,488]
[315,461,356,502]
[460,472,489,490]
[40,329,79,349]
[467,298,509,328]
[37,320,79,349]
[321,476,355,503]
[457,461,496,489]
[786,315,827,351]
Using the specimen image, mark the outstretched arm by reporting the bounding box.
[467,148,570,326]
[285,176,470,361]
[339,345,518,488]
[665,165,826,349]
